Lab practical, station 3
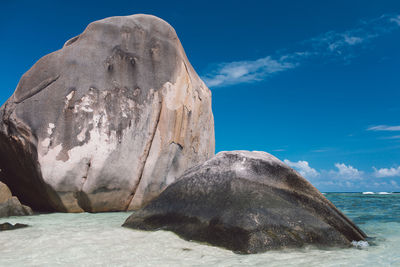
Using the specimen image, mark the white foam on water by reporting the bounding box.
[363,192,374,195]
[351,240,369,249]
[378,192,391,195]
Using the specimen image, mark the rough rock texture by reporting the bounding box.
[0,182,33,217]
[0,180,12,203]
[0,14,215,212]
[123,151,366,254]
[0,222,29,231]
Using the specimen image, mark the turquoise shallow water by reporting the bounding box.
[1,193,400,266]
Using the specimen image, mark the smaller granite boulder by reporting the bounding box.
[0,182,33,218]
[0,222,29,231]
[123,151,366,254]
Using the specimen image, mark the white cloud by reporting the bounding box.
[306,163,364,187]
[202,56,296,87]
[282,159,400,191]
[283,160,363,181]
[202,14,400,88]
[367,125,400,131]
[284,159,319,178]
[332,163,363,179]
[373,166,400,177]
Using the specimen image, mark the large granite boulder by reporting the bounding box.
[123,151,366,254]
[0,182,33,217]
[0,15,215,212]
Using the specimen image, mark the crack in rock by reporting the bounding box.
[15,75,60,104]
[124,93,163,210]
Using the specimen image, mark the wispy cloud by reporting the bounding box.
[373,166,400,177]
[390,15,400,26]
[202,56,297,87]
[367,125,400,131]
[202,14,400,88]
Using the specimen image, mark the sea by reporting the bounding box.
[1,192,399,266]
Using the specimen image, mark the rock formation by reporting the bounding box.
[0,182,33,217]
[0,14,215,212]
[0,222,29,231]
[123,151,366,254]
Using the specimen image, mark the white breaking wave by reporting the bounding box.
[362,192,374,195]
[378,192,392,195]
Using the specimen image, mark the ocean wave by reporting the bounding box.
[378,192,392,195]
[362,192,374,195]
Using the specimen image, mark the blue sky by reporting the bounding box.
[1,0,400,192]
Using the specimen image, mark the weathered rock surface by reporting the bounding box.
[0,222,29,231]
[0,182,33,217]
[0,180,12,203]
[0,15,215,212]
[123,151,366,254]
